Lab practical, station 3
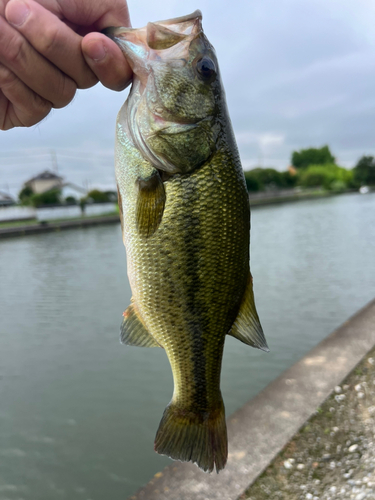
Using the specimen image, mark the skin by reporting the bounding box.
[0,0,133,130]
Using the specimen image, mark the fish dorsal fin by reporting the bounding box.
[228,274,269,352]
[147,23,186,50]
[136,170,165,237]
[121,302,162,348]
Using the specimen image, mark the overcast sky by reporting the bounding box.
[1,0,375,196]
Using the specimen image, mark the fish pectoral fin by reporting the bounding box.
[229,274,269,352]
[136,170,165,237]
[121,303,162,348]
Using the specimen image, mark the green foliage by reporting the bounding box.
[353,155,375,186]
[291,146,335,169]
[87,189,107,203]
[297,164,353,190]
[65,196,77,205]
[18,185,33,204]
[244,168,297,192]
[244,171,262,192]
[30,189,62,207]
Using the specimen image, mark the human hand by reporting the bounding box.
[0,0,132,130]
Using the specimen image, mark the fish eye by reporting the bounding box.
[195,56,216,82]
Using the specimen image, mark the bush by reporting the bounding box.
[65,196,77,205]
[291,146,335,169]
[297,164,353,190]
[30,189,62,207]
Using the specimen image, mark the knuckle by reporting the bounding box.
[2,32,25,66]
[39,25,62,55]
[0,64,17,88]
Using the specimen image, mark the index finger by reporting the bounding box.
[0,16,76,108]
[5,0,98,89]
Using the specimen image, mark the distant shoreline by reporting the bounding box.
[250,187,358,207]
[0,189,369,239]
[0,214,120,239]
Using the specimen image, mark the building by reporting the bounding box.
[24,170,63,194]
[23,170,87,203]
[0,191,15,206]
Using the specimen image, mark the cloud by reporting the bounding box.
[1,0,375,192]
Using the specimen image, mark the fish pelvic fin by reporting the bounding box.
[154,398,227,473]
[121,302,162,348]
[136,170,165,237]
[229,273,269,352]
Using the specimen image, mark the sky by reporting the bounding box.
[1,0,375,197]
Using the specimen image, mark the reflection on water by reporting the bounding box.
[1,193,375,499]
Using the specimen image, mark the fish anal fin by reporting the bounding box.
[121,303,162,348]
[229,273,269,352]
[136,171,165,237]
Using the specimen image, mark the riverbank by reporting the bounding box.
[249,187,357,207]
[0,190,366,239]
[243,345,375,500]
[0,213,119,238]
[126,299,375,500]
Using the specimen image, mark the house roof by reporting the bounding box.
[25,170,63,183]
[0,191,15,204]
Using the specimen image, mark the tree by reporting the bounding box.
[353,156,375,186]
[243,168,297,192]
[86,189,110,203]
[291,146,335,169]
[18,185,33,203]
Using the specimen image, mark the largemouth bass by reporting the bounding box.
[106,10,268,473]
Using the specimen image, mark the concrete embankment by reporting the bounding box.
[0,214,120,238]
[250,188,357,207]
[128,299,375,500]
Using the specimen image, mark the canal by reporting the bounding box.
[1,192,375,499]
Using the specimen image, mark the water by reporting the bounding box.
[1,192,375,499]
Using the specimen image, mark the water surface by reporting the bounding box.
[1,192,375,499]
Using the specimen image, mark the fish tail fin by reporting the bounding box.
[154,398,227,473]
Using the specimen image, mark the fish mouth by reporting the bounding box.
[102,10,203,75]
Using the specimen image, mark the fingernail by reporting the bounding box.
[85,40,107,62]
[6,0,30,27]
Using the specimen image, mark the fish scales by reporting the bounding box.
[108,10,268,473]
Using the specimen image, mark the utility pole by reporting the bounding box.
[51,150,58,173]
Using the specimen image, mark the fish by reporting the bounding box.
[105,10,268,473]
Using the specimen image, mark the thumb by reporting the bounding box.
[82,33,132,91]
